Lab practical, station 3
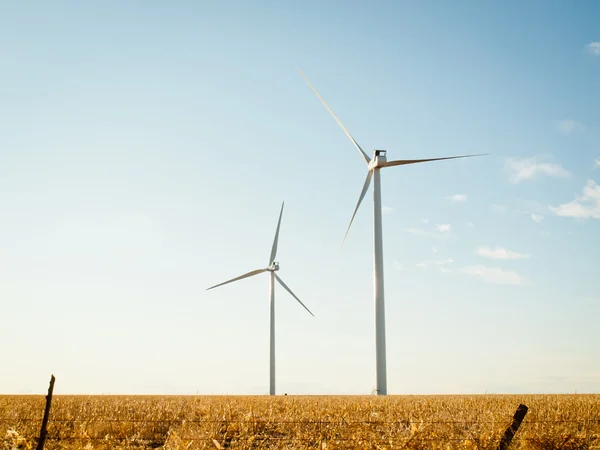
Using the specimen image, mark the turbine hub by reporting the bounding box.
[268,262,280,271]
[369,149,387,169]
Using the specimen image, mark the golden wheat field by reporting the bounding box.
[1,394,599,449]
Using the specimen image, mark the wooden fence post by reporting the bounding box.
[496,403,528,450]
[36,374,56,450]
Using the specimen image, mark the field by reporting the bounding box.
[2,395,600,449]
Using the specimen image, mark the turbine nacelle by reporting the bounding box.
[368,150,387,170]
[268,262,280,271]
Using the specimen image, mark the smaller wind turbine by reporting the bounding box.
[206,202,314,396]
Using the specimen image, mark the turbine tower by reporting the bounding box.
[206,202,314,395]
[298,68,484,395]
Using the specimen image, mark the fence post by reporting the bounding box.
[496,403,528,450]
[36,374,56,450]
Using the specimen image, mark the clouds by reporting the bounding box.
[587,42,600,56]
[408,242,529,285]
[505,157,570,184]
[459,266,525,285]
[415,257,454,270]
[530,213,544,223]
[460,245,529,284]
[402,222,453,239]
[553,119,586,135]
[466,244,529,284]
[550,180,600,219]
[402,228,446,240]
[382,206,393,215]
[491,205,547,224]
[475,246,530,260]
[446,194,467,203]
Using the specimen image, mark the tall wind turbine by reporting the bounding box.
[298,68,484,395]
[206,202,314,396]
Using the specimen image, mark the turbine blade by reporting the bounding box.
[384,153,487,167]
[274,273,314,317]
[269,202,284,264]
[296,67,371,165]
[206,268,268,291]
[342,170,373,246]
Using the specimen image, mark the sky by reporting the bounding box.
[1,1,599,395]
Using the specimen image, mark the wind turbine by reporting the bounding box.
[206,202,314,396]
[298,68,484,396]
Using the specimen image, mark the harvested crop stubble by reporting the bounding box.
[1,394,599,449]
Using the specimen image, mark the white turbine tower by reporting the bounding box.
[206,202,314,396]
[298,69,484,396]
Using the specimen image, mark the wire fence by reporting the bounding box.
[3,417,600,424]
[2,416,600,447]
[3,379,600,449]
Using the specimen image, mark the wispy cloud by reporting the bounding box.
[515,208,545,224]
[475,246,530,260]
[415,257,454,268]
[421,218,429,224]
[550,180,600,219]
[554,119,586,135]
[382,206,393,215]
[587,42,600,56]
[394,260,403,271]
[415,257,454,272]
[446,194,467,203]
[401,228,446,240]
[459,265,525,285]
[505,156,570,183]
[466,221,475,228]
[432,246,438,253]
[402,228,431,238]
[531,213,544,223]
[595,158,600,169]
[402,223,453,239]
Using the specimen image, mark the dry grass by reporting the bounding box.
[1,395,599,449]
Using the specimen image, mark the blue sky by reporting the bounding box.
[1,1,599,395]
